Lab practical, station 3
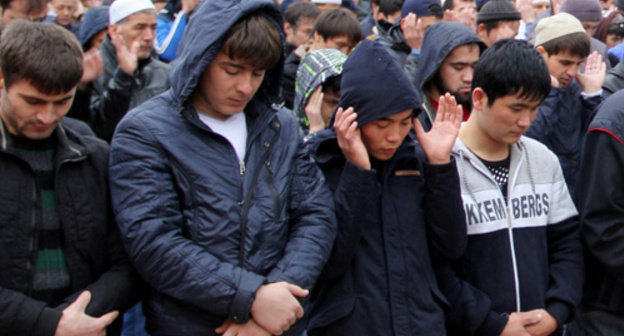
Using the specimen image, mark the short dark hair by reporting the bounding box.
[472,39,550,106]
[284,2,320,28]
[221,13,282,70]
[0,21,83,95]
[539,31,590,58]
[379,0,404,16]
[322,74,342,94]
[480,19,516,34]
[443,0,454,10]
[0,0,47,12]
[313,8,362,43]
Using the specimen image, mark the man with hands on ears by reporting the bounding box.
[306,40,467,336]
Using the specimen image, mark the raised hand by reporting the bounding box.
[577,51,606,93]
[215,318,271,336]
[55,291,119,336]
[80,48,103,86]
[401,13,424,51]
[250,282,308,335]
[181,0,202,13]
[334,107,371,170]
[413,93,462,164]
[110,28,140,75]
[305,86,326,132]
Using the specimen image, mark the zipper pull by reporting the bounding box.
[239,160,246,175]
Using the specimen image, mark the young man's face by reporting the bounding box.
[312,33,355,55]
[538,49,585,88]
[291,17,315,47]
[581,20,600,37]
[51,0,79,26]
[479,20,520,47]
[192,52,266,120]
[472,89,541,145]
[436,43,480,108]
[360,109,413,161]
[0,0,47,29]
[112,11,158,60]
[0,78,75,139]
[320,89,340,127]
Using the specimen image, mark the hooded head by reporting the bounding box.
[169,0,285,113]
[78,6,109,50]
[417,21,483,112]
[338,40,421,127]
[294,48,347,130]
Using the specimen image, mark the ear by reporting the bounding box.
[283,22,292,35]
[476,23,486,38]
[313,31,323,43]
[376,11,385,21]
[0,72,4,91]
[536,45,548,58]
[107,24,117,37]
[472,87,488,111]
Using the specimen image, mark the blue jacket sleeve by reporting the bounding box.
[265,139,338,290]
[109,114,266,322]
[155,11,187,62]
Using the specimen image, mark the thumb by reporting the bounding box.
[287,284,309,298]
[518,311,543,326]
[95,310,119,328]
[71,291,92,313]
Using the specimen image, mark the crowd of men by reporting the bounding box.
[2,0,624,335]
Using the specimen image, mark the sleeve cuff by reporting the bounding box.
[112,68,137,90]
[548,301,572,328]
[229,273,266,324]
[476,311,509,336]
[423,158,458,182]
[32,306,62,336]
[581,89,602,98]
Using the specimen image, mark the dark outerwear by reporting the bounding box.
[524,80,601,195]
[108,0,337,335]
[90,36,170,142]
[0,118,139,336]
[576,89,624,316]
[306,40,466,336]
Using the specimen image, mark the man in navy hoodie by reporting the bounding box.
[307,40,466,336]
[108,0,337,335]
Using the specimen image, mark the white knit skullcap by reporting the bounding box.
[534,13,586,46]
[109,0,155,24]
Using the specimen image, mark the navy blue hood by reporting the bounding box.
[338,40,421,127]
[78,6,109,48]
[416,21,483,92]
[169,0,285,108]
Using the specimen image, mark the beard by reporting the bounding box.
[433,74,472,110]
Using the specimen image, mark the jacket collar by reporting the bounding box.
[0,119,87,162]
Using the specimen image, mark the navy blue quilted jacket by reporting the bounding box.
[108,1,337,335]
